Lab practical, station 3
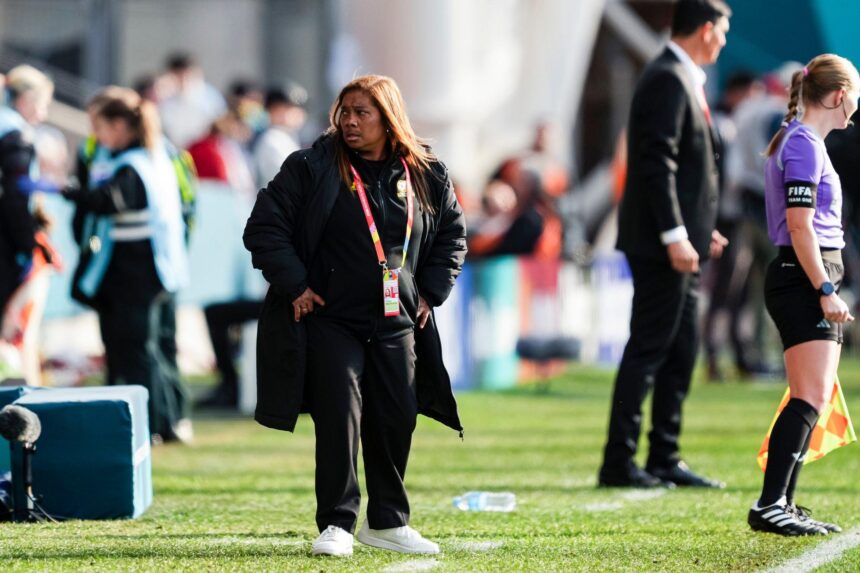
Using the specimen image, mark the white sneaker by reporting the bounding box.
[356,521,440,554]
[312,525,354,556]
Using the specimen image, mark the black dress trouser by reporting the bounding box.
[305,316,418,533]
[601,256,700,474]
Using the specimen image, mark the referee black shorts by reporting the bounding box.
[764,247,844,351]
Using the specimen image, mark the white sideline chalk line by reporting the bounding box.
[450,540,503,551]
[582,488,666,512]
[620,489,667,502]
[382,558,440,572]
[203,537,305,546]
[583,502,624,512]
[762,526,860,573]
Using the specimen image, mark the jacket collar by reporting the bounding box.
[666,41,707,90]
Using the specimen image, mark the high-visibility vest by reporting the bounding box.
[76,143,190,298]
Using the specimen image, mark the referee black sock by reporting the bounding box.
[759,398,819,507]
[785,430,814,507]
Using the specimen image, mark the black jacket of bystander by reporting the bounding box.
[243,134,467,433]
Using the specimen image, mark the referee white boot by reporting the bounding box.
[357,520,440,554]
[311,525,354,556]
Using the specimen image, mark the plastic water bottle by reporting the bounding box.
[452,491,516,512]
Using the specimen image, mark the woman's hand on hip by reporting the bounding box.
[821,293,854,323]
[292,288,325,322]
[417,296,431,329]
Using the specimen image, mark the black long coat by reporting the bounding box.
[243,134,467,433]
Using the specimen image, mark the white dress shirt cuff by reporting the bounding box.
[660,226,689,245]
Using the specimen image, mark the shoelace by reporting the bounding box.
[320,526,344,541]
[791,505,813,519]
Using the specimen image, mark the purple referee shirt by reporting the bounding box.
[764,119,844,249]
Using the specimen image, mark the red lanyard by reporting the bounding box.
[349,156,414,271]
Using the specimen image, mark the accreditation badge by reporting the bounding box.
[383,268,400,317]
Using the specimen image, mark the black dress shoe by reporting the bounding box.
[598,465,675,489]
[647,461,725,489]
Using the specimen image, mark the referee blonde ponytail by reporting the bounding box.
[766,54,860,156]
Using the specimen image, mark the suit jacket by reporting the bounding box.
[616,47,720,262]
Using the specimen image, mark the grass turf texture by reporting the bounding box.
[4,361,860,572]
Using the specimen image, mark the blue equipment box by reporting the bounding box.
[0,386,33,473]
[14,385,152,519]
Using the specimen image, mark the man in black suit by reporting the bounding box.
[598,0,731,489]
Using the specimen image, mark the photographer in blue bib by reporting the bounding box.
[244,75,466,557]
[62,87,191,444]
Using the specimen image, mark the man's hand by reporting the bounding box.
[709,230,729,259]
[292,288,325,322]
[667,239,700,273]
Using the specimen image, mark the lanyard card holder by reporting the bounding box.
[383,267,400,317]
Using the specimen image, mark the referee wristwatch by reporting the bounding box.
[818,281,835,297]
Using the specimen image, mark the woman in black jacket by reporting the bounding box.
[243,75,466,557]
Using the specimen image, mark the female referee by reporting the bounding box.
[748,54,860,536]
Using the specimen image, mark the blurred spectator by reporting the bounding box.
[520,122,570,198]
[158,52,227,149]
[227,78,267,139]
[189,108,265,408]
[133,74,161,104]
[33,124,69,185]
[0,64,58,386]
[704,62,802,380]
[702,70,766,381]
[253,83,308,186]
[826,110,860,317]
[468,157,562,259]
[187,112,256,202]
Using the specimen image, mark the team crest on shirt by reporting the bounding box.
[397,178,408,199]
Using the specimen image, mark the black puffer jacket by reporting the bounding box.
[243,134,467,433]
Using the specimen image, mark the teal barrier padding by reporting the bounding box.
[14,385,151,519]
[471,256,520,390]
[0,386,33,473]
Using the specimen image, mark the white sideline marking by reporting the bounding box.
[620,489,667,502]
[581,489,665,512]
[561,477,595,488]
[204,537,305,546]
[762,526,860,573]
[382,559,440,572]
[450,541,503,552]
[583,502,624,512]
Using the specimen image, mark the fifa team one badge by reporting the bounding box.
[383,268,400,316]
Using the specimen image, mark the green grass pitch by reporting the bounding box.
[3,360,860,572]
